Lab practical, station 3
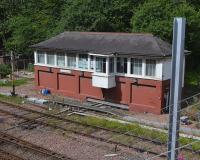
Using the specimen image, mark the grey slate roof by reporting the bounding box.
[31,32,172,57]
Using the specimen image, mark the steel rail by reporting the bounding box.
[0,100,164,145]
[0,131,72,160]
[0,148,26,160]
[0,103,166,158]
[2,100,199,157]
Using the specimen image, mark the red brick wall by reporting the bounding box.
[35,66,170,114]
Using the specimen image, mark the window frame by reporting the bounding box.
[116,57,127,74]
[78,54,88,69]
[46,53,55,66]
[95,56,106,73]
[37,52,45,64]
[90,55,94,70]
[67,53,76,68]
[130,58,143,75]
[57,53,65,67]
[145,59,156,77]
[109,57,114,73]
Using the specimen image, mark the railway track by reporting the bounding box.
[0,100,198,159]
[0,131,71,160]
[0,100,163,144]
[0,148,26,160]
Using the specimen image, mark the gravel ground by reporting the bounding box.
[0,106,151,160]
[7,126,144,160]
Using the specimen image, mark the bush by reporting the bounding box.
[0,64,11,78]
[27,63,34,72]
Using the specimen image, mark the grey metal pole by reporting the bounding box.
[167,18,186,160]
[11,51,16,96]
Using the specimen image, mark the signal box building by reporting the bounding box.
[31,32,185,114]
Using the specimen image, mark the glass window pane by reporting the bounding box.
[146,59,156,77]
[96,57,106,73]
[90,55,94,70]
[78,54,88,69]
[131,58,142,75]
[47,54,55,65]
[117,57,127,74]
[67,53,76,68]
[37,52,45,64]
[109,57,114,73]
[57,54,65,67]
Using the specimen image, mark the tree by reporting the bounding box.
[55,0,143,33]
[3,0,65,54]
[131,0,200,69]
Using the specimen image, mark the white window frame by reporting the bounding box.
[57,54,65,67]
[67,53,77,68]
[116,57,128,74]
[78,54,88,69]
[130,58,143,76]
[36,51,45,64]
[46,53,55,66]
[95,56,107,74]
[145,59,157,77]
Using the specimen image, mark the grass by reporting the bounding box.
[0,94,23,104]
[65,114,200,151]
[0,78,28,87]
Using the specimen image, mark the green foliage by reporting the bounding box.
[185,71,200,86]
[0,78,28,87]
[131,0,200,68]
[2,0,65,54]
[27,63,34,72]
[0,94,23,104]
[67,114,200,150]
[55,0,141,33]
[0,0,200,69]
[0,64,11,78]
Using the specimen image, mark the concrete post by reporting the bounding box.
[167,17,186,160]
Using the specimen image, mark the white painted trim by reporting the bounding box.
[34,51,175,81]
[88,53,114,57]
[34,51,37,64]
[75,54,78,68]
[34,63,163,80]
[44,52,47,65]
[106,57,109,74]
[156,60,163,80]
[54,53,57,66]
[127,58,131,75]
[142,59,145,77]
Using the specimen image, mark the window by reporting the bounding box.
[78,54,88,69]
[146,59,156,77]
[67,53,76,68]
[96,57,106,73]
[109,57,114,73]
[117,57,127,74]
[90,55,94,70]
[37,52,45,64]
[47,54,55,65]
[131,58,142,75]
[57,54,65,67]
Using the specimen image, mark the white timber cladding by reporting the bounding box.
[34,51,37,64]
[34,51,179,81]
[162,58,172,80]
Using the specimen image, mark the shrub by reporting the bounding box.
[27,63,34,72]
[0,64,11,78]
